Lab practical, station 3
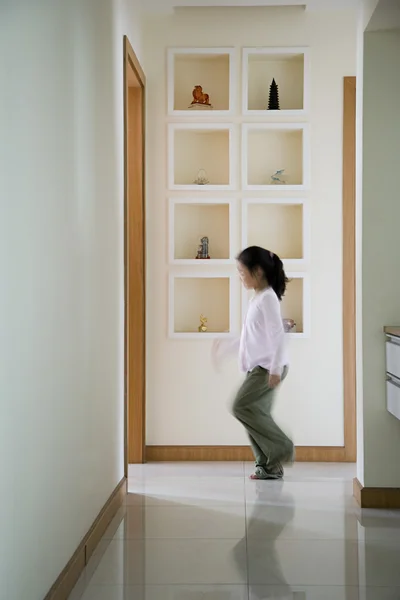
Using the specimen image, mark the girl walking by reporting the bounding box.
[214,246,294,480]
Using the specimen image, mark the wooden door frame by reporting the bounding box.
[123,36,146,472]
[342,76,357,461]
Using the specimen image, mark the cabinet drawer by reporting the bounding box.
[386,337,400,378]
[386,378,400,421]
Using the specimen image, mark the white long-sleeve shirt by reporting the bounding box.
[239,287,288,376]
[212,287,288,376]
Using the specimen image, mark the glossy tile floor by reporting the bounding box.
[69,462,400,600]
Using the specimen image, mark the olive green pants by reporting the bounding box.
[232,366,293,469]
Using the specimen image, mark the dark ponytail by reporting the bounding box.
[237,246,288,300]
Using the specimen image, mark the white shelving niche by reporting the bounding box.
[167,47,236,117]
[242,123,309,191]
[169,272,239,339]
[242,198,309,265]
[242,47,309,117]
[241,273,310,339]
[166,44,311,342]
[168,123,235,191]
[169,197,236,265]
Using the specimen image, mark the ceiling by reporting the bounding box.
[140,0,359,15]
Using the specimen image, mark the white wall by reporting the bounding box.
[360,30,400,488]
[144,7,357,447]
[0,1,142,598]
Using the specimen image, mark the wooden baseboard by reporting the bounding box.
[353,477,400,509]
[45,477,126,600]
[145,445,350,463]
[353,477,363,506]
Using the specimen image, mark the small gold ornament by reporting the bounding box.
[198,314,208,333]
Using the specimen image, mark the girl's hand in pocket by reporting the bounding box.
[268,373,281,389]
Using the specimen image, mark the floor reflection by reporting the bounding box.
[68,462,400,600]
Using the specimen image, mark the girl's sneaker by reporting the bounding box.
[249,463,284,480]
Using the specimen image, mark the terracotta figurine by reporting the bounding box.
[191,85,211,106]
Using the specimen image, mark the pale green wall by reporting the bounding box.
[0,1,141,598]
[362,30,400,488]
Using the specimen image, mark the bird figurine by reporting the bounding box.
[270,169,286,185]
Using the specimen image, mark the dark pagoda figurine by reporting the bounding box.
[268,78,280,110]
